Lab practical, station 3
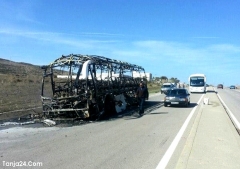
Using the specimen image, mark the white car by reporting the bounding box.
[161,83,176,94]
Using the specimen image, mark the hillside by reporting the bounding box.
[0,58,48,120]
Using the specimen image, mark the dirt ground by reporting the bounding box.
[0,59,47,121]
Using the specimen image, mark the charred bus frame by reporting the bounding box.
[41,54,147,120]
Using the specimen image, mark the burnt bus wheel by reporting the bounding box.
[101,94,117,119]
[89,103,100,120]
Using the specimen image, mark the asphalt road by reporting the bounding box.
[215,87,240,130]
[0,91,221,169]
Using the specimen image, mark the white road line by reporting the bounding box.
[217,94,240,130]
[155,94,205,169]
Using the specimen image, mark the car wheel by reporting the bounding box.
[164,103,167,107]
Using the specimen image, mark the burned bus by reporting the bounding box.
[40,54,147,120]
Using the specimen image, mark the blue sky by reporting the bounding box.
[0,0,240,86]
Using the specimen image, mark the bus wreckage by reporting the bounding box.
[41,54,148,120]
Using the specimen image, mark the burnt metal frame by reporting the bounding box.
[41,54,147,120]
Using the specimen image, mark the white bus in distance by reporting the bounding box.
[188,74,206,93]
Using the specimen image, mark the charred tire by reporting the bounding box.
[102,94,117,119]
[89,103,100,120]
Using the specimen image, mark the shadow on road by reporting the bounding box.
[110,101,166,121]
[207,90,217,93]
[0,101,170,128]
[164,103,198,108]
[148,112,168,115]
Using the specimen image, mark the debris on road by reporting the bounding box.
[43,119,56,126]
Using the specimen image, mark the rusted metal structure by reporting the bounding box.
[41,54,147,120]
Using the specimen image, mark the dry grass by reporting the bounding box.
[147,83,160,93]
[0,59,49,120]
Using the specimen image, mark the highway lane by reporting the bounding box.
[215,88,240,129]
[0,92,204,169]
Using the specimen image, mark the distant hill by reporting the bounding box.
[0,58,43,76]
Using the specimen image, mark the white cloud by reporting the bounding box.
[0,29,120,49]
[208,44,240,53]
[191,37,219,39]
[0,0,41,25]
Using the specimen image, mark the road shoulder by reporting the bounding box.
[175,92,240,169]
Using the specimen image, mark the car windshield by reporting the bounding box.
[169,90,186,95]
[190,77,205,87]
[163,85,171,88]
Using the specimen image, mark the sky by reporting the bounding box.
[0,0,240,86]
